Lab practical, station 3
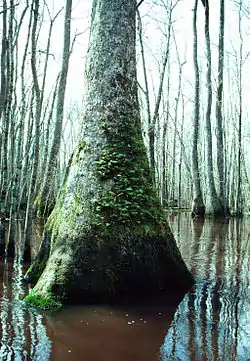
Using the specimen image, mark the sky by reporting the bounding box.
[18,0,248,107]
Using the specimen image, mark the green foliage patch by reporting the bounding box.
[94,145,164,228]
[24,292,62,310]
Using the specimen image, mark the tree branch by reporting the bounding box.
[136,0,145,9]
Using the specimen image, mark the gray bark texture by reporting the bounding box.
[36,0,72,217]
[204,0,223,215]
[25,0,193,308]
[191,0,205,217]
[216,0,228,215]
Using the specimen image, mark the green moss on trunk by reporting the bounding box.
[24,292,62,310]
[24,231,51,285]
[25,221,193,307]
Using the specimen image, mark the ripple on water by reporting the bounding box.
[0,216,249,361]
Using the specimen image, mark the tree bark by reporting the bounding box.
[25,0,193,308]
[148,1,172,182]
[234,1,243,217]
[216,0,228,215]
[191,0,205,217]
[203,0,223,215]
[35,1,72,217]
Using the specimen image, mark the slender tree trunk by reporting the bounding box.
[40,78,59,182]
[161,56,171,205]
[234,1,243,217]
[1,0,16,216]
[191,0,205,217]
[35,1,72,217]
[178,95,185,207]
[23,0,42,253]
[0,0,7,123]
[171,30,185,205]
[203,0,222,216]
[137,10,151,132]
[229,137,236,212]
[149,0,173,182]
[216,0,228,215]
[0,0,8,213]
[29,0,42,198]
[25,0,194,308]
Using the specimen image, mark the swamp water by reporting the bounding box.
[0,214,249,361]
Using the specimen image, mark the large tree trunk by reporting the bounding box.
[25,0,193,309]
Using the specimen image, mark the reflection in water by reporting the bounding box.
[0,221,52,361]
[162,215,250,361]
[0,216,249,360]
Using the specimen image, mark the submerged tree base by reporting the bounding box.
[25,222,194,307]
[191,196,205,218]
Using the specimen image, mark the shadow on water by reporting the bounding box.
[0,215,249,360]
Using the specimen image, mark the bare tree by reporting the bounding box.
[191,0,205,217]
[215,0,228,215]
[35,0,72,217]
[234,0,243,216]
[203,0,222,215]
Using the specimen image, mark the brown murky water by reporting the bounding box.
[0,214,249,361]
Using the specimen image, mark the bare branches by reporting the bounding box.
[136,0,145,10]
[233,0,249,18]
[0,2,20,15]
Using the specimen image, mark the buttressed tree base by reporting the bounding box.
[24,0,194,309]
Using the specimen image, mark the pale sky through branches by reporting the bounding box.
[2,0,250,172]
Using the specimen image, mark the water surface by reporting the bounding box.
[0,214,249,360]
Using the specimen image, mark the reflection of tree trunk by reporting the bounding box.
[28,312,52,360]
[10,233,26,356]
[188,292,197,360]
[200,220,218,361]
[191,0,205,217]
[192,218,204,242]
[200,284,208,361]
[231,220,241,359]
[162,216,249,361]
[171,310,180,357]
[0,259,11,358]
[211,227,223,361]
